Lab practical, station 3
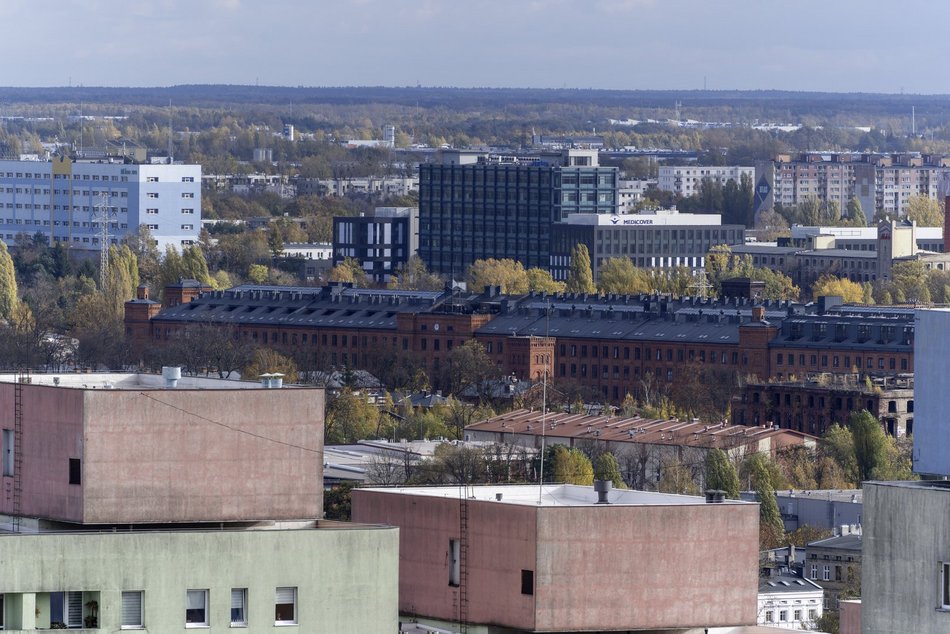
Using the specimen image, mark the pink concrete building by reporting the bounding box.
[353,484,760,633]
[0,372,323,525]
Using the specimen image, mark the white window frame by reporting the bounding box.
[275,587,297,625]
[810,564,818,579]
[779,609,787,622]
[230,588,248,627]
[822,565,830,581]
[186,589,209,627]
[121,590,144,629]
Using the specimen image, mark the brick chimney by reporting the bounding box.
[751,305,765,322]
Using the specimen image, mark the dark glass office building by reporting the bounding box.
[418,149,618,280]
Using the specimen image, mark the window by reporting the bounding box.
[764,610,773,622]
[146,176,159,182]
[69,458,81,485]
[810,564,818,579]
[66,591,84,628]
[2,429,12,476]
[121,591,144,629]
[182,208,194,214]
[146,224,158,230]
[231,588,248,626]
[942,562,950,609]
[182,192,195,198]
[449,539,460,586]
[779,610,787,622]
[146,192,159,198]
[794,609,802,621]
[181,224,193,230]
[521,569,534,595]
[186,589,209,626]
[822,565,830,581]
[145,208,158,214]
[275,587,297,625]
[182,176,194,182]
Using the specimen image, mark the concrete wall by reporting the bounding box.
[864,482,950,633]
[535,503,759,631]
[1,383,324,525]
[353,489,759,632]
[352,490,539,631]
[82,387,324,523]
[0,384,85,522]
[0,523,398,633]
[913,309,950,475]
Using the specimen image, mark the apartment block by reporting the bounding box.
[0,156,201,253]
[657,165,753,197]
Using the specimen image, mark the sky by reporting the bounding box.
[7,0,950,93]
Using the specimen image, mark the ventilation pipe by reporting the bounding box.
[162,366,181,388]
[594,480,612,504]
[705,489,726,503]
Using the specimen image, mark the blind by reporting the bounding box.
[231,589,245,610]
[66,592,83,626]
[121,591,142,627]
[186,590,206,610]
[275,587,295,604]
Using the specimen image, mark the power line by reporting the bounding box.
[137,391,323,456]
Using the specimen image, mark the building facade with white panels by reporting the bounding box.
[0,157,201,253]
[657,165,753,197]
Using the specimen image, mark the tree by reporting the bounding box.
[849,410,889,484]
[811,274,866,303]
[798,196,822,225]
[525,267,566,294]
[657,456,699,495]
[746,453,785,549]
[754,209,790,241]
[466,258,528,294]
[242,348,298,383]
[551,446,594,485]
[593,452,626,488]
[328,257,369,288]
[247,263,268,284]
[905,195,943,226]
[820,424,859,486]
[597,258,651,295]
[441,340,500,402]
[846,197,867,227]
[388,255,443,291]
[704,448,740,499]
[325,388,380,444]
[566,243,596,294]
[0,241,17,321]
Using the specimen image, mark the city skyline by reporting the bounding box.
[6,0,950,94]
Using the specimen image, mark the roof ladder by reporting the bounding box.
[11,368,28,533]
[458,484,470,634]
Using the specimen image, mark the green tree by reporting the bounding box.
[325,388,381,444]
[593,452,626,488]
[847,197,867,227]
[551,446,594,485]
[820,424,859,486]
[905,195,943,226]
[746,453,784,549]
[849,410,889,484]
[597,257,651,295]
[566,243,596,294]
[0,241,17,321]
[247,263,268,284]
[704,448,740,499]
[103,245,139,318]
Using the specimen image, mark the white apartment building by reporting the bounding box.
[0,156,201,253]
[757,576,824,629]
[657,165,753,197]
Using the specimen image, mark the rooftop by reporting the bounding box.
[759,576,824,595]
[467,408,816,449]
[0,372,289,390]
[807,533,863,551]
[360,483,754,508]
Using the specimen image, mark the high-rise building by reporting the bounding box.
[0,156,201,253]
[332,207,418,283]
[418,149,618,280]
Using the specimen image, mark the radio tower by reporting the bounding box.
[688,268,714,299]
[92,193,116,289]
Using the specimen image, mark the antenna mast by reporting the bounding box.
[93,192,115,289]
[168,100,173,163]
[688,268,714,299]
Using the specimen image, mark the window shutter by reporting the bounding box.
[122,591,142,626]
[186,590,206,610]
[231,589,245,610]
[66,592,83,627]
[275,587,295,604]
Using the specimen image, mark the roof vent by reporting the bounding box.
[594,480,612,504]
[705,489,726,503]
[162,366,181,388]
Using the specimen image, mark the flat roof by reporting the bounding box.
[358,484,754,508]
[0,372,309,390]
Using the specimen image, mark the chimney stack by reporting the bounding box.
[594,480,612,504]
[705,489,726,503]
[751,305,765,322]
